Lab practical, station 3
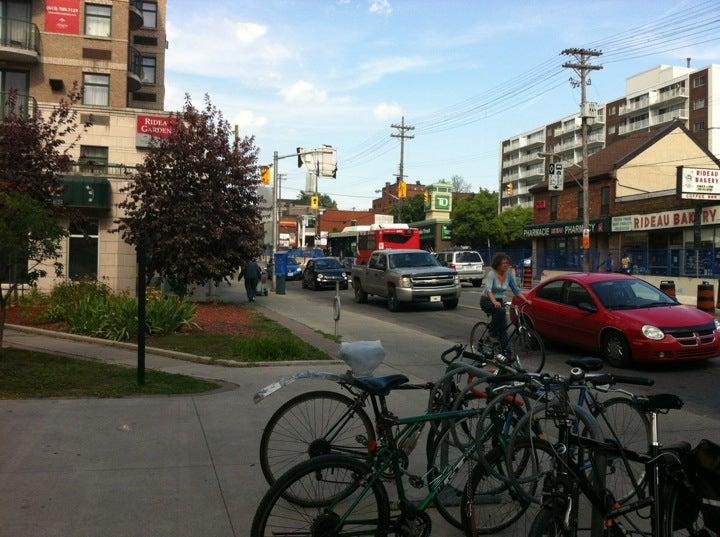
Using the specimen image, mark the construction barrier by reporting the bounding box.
[660,280,676,299]
[697,281,715,314]
[523,266,533,289]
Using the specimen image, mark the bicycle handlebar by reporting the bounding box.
[440,344,464,365]
[605,374,655,387]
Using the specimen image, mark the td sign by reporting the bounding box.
[434,194,451,211]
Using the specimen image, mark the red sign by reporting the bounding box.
[136,115,178,147]
[535,200,546,209]
[45,0,80,34]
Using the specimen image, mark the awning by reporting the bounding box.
[60,175,111,209]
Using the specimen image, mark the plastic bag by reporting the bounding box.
[340,341,385,377]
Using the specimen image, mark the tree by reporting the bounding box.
[450,174,473,193]
[450,189,503,248]
[497,206,533,244]
[0,88,86,347]
[297,191,337,209]
[390,193,426,223]
[117,95,264,296]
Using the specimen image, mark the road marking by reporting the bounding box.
[459,304,483,310]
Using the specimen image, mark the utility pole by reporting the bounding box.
[272,150,279,290]
[562,48,602,273]
[391,116,414,223]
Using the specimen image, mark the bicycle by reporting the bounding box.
[469,301,546,373]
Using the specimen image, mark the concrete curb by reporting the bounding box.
[5,324,343,368]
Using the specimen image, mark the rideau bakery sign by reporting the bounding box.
[612,206,720,232]
[677,167,720,200]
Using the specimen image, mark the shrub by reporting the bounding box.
[41,280,111,323]
[146,296,197,335]
[18,288,49,307]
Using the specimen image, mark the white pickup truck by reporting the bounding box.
[351,249,462,312]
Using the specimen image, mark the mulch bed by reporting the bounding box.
[4,305,66,331]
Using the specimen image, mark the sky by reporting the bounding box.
[164,0,720,210]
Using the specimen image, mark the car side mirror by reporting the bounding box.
[577,302,597,313]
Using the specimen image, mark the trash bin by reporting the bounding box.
[274,252,288,295]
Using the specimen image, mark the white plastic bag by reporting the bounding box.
[340,341,385,377]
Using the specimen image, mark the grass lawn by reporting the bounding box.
[0,348,220,399]
[149,317,331,363]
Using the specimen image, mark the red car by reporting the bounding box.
[514,273,720,367]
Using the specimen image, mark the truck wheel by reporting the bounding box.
[472,280,482,288]
[387,286,401,312]
[354,280,368,304]
[443,299,459,310]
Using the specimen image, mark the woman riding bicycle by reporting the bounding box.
[481,253,531,352]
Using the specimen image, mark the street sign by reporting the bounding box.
[582,228,590,249]
[548,163,564,191]
[677,167,720,200]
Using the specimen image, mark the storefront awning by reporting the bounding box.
[60,176,111,209]
[523,218,611,239]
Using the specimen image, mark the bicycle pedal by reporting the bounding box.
[408,476,425,489]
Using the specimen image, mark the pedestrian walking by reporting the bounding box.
[480,253,532,352]
[621,252,632,274]
[605,252,613,273]
[239,258,262,303]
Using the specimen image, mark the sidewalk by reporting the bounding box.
[2,288,720,536]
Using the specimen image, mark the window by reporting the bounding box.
[564,282,593,309]
[577,191,584,219]
[79,145,108,172]
[590,279,675,310]
[85,4,112,37]
[609,106,616,116]
[694,121,706,132]
[141,1,157,28]
[600,187,610,216]
[141,56,156,84]
[550,195,558,222]
[608,125,616,135]
[367,253,379,269]
[376,255,387,271]
[536,280,566,303]
[82,73,109,106]
[693,75,706,88]
[693,99,706,110]
[69,220,99,280]
[389,252,439,269]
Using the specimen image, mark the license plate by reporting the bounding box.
[430,296,441,302]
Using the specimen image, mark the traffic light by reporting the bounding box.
[507,182,514,196]
[310,195,319,209]
[398,180,407,198]
[423,191,430,205]
[260,165,271,185]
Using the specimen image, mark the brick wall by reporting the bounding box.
[689,68,709,147]
[532,177,614,224]
[604,97,625,146]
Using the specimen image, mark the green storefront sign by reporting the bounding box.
[523,218,611,239]
[434,194,451,211]
[418,224,433,239]
[441,224,452,240]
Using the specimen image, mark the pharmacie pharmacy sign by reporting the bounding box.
[612,205,720,232]
[677,167,720,201]
[523,218,610,239]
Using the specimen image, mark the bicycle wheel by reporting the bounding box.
[662,480,715,537]
[259,390,375,490]
[509,327,545,373]
[470,321,499,356]
[528,504,572,536]
[251,454,391,537]
[595,397,651,504]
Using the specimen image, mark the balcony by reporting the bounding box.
[521,136,545,149]
[503,143,519,154]
[127,46,144,92]
[622,97,651,114]
[502,171,519,182]
[518,152,543,165]
[619,118,650,135]
[129,0,144,31]
[520,167,544,179]
[0,18,39,62]
[657,87,687,104]
[0,92,37,119]
[654,108,688,125]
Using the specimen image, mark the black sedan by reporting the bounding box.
[302,257,349,291]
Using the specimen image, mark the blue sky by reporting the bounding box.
[165,0,720,209]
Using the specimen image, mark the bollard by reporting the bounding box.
[523,266,533,289]
[697,281,715,314]
[660,280,676,299]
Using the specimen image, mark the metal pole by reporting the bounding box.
[136,236,146,386]
[272,150,279,291]
[695,204,702,280]
[580,69,590,273]
[315,168,320,249]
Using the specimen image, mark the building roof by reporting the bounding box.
[530,120,720,193]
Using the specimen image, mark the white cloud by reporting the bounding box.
[235,22,268,44]
[279,80,328,103]
[164,83,183,112]
[369,0,392,15]
[233,110,268,132]
[349,56,427,88]
[373,101,403,121]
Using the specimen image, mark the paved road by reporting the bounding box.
[278,280,720,417]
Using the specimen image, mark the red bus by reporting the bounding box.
[354,224,420,265]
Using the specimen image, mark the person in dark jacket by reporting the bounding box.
[239,258,262,302]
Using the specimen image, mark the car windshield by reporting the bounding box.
[314,258,341,269]
[456,252,482,263]
[389,252,441,268]
[590,279,678,310]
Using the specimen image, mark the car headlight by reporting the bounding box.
[317,274,325,280]
[399,276,412,288]
[714,319,720,332]
[453,274,460,285]
[641,325,665,340]
[341,272,347,278]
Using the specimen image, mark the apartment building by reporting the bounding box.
[499,63,720,212]
[1,0,171,291]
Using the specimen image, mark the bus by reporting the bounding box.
[328,224,421,265]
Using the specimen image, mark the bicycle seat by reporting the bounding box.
[352,374,410,396]
[565,357,604,372]
[638,393,684,412]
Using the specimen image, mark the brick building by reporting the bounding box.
[525,121,720,278]
[318,209,379,233]
[372,179,426,213]
[2,0,171,292]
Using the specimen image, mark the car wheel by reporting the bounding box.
[443,298,459,310]
[387,286,401,312]
[313,279,320,291]
[301,278,307,289]
[354,281,368,303]
[472,280,482,288]
[603,331,632,368]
